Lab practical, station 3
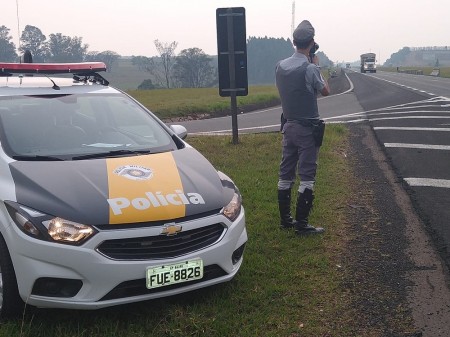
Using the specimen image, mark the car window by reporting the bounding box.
[0,93,176,160]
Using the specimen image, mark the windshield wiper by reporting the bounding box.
[71,149,152,160]
[12,155,65,161]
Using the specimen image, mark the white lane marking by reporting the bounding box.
[323,111,366,120]
[374,127,450,132]
[367,110,450,117]
[405,178,450,188]
[327,119,368,124]
[385,143,450,150]
[361,97,450,114]
[376,105,450,112]
[370,75,438,96]
[190,117,371,135]
[191,124,281,135]
[191,113,450,135]
[370,116,450,122]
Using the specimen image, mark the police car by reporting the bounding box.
[0,61,247,317]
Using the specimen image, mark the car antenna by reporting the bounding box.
[16,0,22,62]
[47,76,61,91]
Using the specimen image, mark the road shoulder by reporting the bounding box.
[345,123,450,336]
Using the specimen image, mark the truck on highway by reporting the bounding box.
[360,53,376,73]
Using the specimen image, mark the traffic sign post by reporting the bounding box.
[216,7,248,144]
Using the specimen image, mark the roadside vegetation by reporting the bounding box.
[128,86,280,121]
[127,69,332,121]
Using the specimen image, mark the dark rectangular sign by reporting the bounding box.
[216,7,248,97]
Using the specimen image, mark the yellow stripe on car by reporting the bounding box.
[106,153,185,224]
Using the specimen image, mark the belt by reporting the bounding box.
[286,119,319,127]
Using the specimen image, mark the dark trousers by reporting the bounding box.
[278,122,319,189]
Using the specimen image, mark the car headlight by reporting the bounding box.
[5,201,96,245]
[222,191,242,222]
[42,218,95,243]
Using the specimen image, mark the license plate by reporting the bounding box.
[146,259,203,289]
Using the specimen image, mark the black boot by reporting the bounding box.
[295,188,324,235]
[278,189,296,229]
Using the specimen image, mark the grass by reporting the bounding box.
[0,126,357,337]
[127,86,280,120]
[126,68,331,121]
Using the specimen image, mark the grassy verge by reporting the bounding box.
[127,86,280,120]
[1,126,357,337]
[126,68,331,121]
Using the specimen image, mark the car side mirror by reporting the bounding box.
[169,125,188,140]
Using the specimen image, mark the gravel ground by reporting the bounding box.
[329,70,450,337]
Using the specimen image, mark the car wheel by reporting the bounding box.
[0,235,24,319]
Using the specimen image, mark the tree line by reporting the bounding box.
[0,24,334,89]
[0,25,120,72]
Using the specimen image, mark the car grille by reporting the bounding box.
[99,264,227,301]
[96,223,226,260]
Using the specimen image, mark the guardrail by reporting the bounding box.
[396,67,440,77]
[397,68,423,75]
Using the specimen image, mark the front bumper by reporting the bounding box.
[3,208,247,309]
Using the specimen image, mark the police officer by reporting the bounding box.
[275,20,330,235]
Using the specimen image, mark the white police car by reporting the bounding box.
[0,61,247,317]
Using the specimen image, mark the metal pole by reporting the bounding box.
[226,8,239,144]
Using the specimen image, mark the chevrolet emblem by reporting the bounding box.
[161,223,182,236]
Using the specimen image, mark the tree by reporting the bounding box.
[47,33,88,62]
[173,48,215,88]
[154,40,178,88]
[85,50,120,72]
[435,58,440,67]
[384,47,411,66]
[0,25,18,62]
[316,51,333,68]
[131,55,166,87]
[131,55,151,71]
[19,25,47,62]
[247,36,294,84]
[138,79,157,90]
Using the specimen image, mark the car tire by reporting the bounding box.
[0,235,24,319]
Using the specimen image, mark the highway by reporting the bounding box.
[349,71,450,266]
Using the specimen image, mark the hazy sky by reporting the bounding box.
[3,0,450,64]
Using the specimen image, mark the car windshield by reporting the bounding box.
[0,93,177,160]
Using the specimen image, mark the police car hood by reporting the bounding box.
[9,148,235,225]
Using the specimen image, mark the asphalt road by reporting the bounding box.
[175,72,367,135]
[348,71,450,266]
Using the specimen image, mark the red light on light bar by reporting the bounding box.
[0,62,107,74]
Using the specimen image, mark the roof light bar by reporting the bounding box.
[0,62,107,75]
